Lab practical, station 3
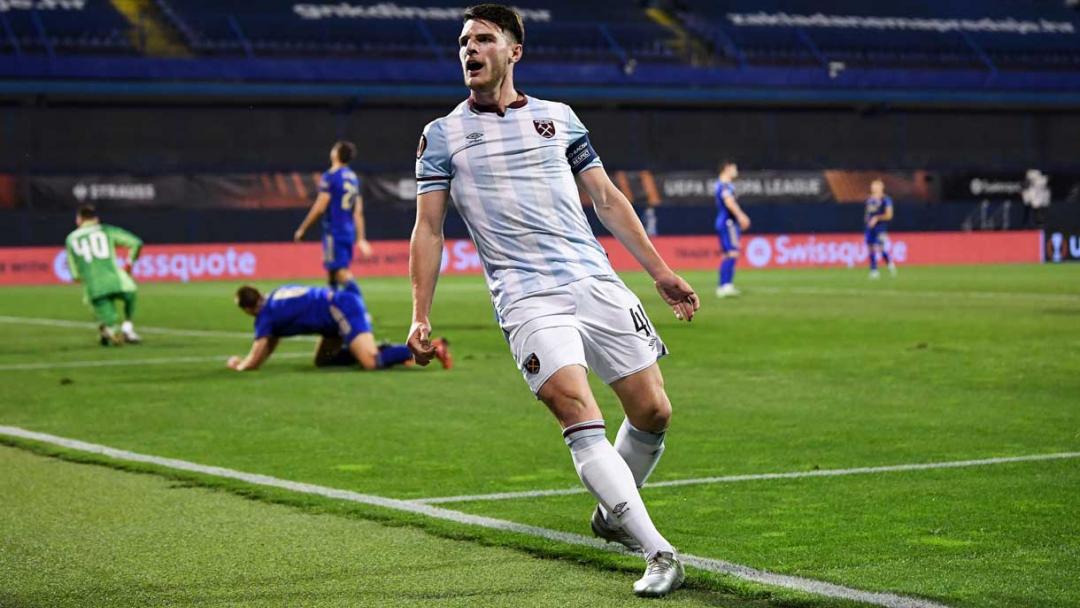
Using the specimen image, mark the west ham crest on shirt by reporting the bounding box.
[533,119,556,139]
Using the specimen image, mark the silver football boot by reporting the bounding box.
[633,550,685,598]
[590,505,641,552]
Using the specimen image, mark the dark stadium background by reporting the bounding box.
[0,0,1077,251]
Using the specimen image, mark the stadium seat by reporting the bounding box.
[676,0,1080,71]
[0,2,135,56]
[149,0,677,62]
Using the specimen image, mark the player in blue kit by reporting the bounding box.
[226,282,451,372]
[294,141,373,289]
[865,179,896,279]
[715,161,750,298]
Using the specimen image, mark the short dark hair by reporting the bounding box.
[334,141,356,165]
[236,285,262,310]
[77,204,98,220]
[719,160,736,172]
[464,4,524,44]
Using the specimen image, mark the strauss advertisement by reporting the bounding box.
[0,231,1044,286]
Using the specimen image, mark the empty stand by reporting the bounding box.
[151,0,675,62]
[0,0,134,56]
[678,0,1080,70]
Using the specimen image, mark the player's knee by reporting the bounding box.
[648,399,672,431]
[356,352,378,370]
[351,341,378,370]
[728,251,740,259]
[334,268,353,284]
[634,387,672,432]
[348,335,379,370]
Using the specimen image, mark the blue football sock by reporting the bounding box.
[869,250,879,271]
[719,257,735,286]
[376,344,412,369]
[881,249,891,264]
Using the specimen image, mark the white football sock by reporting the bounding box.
[615,417,666,486]
[564,420,674,557]
[601,418,666,523]
[121,321,134,333]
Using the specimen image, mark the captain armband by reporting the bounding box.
[566,134,599,175]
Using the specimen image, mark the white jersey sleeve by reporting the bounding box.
[415,119,452,195]
[564,105,603,175]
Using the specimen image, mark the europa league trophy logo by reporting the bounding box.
[1049,232,1064,263]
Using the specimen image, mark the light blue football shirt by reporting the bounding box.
[415,95,616,314]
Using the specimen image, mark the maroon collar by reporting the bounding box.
[468,91,527,116]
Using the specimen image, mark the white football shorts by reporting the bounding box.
[498,275,668,395]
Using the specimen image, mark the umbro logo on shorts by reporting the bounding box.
[533,119,556,139]
[524,353,541,374]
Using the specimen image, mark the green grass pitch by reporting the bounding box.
[1,264,1078,607]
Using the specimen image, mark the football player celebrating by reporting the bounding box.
[408,4,697,598]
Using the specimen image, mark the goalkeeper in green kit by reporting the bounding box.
[64,204,144,345]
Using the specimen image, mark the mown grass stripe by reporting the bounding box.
[0,425,950,608]
[414,452,1080,504]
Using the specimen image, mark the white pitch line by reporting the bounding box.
[413,452,1080,505]
[0,315,320,342]
[0,352,312,371]
[750,286,1080,303]
[0,425,949,608]
[0,315,252,339]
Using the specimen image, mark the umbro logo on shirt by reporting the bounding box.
[465,131,484,142]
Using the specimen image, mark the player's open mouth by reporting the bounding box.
[465,60,483,75]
